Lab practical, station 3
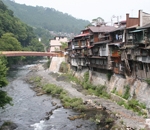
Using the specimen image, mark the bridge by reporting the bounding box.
[0,51,59,57]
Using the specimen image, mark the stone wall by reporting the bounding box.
[74,69,150,109]
[49,57,65,72]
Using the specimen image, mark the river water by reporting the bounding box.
[0,63,97,130]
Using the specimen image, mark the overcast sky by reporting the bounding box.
[14,0,150,24]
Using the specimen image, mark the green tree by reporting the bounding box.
[0,56,12,108]
[61,42,67,51]
[0,33,22,51]
[91,17,105,26]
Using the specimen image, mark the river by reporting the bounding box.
[0,63,97,130]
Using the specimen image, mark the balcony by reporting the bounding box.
[89,63,109,70]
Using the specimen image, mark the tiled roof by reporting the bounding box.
[88,25,116,33]
[74,33,91,38]
[109,25,126,32]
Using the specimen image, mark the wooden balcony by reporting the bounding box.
[89,63,109,70]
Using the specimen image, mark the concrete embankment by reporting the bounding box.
[49,57,65,72]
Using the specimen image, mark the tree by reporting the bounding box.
[91,17,105,26]
[0,33,22,51]
[61,42,67,51]
[0,56,12,108]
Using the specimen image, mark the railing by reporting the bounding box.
[0,51,59,57]
[89,63,108,69]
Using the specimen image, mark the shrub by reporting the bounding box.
[96,85,106,95]
[107,72,113,81]
[43,83,63,96]
[145,78,150,85]
[117,100,125,106]
[122,85,130,100]
[111,87,116,93]
[59,62,68,73]
[83,71,89,82]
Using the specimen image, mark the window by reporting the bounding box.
[102,44,106,51]
[91,59,95,64]
[100,60,103,65]
[96,59,99,65]
[104,60,107,65]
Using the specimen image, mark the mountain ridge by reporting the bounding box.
[2,0,90,34]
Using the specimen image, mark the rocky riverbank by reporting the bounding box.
[25,64,149,130]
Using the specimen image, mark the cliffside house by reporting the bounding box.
[67,10,150,80]
[120,10,150,78]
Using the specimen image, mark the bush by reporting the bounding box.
[122,85,130,100]
[43,83,63,96]
[59,62,68,73]
[145,79,150,85]
[117,100,125,106]
[107,72,113,81]
[83,71,89,82]
[111,87,116,93]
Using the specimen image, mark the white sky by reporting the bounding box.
[14,0,150,24]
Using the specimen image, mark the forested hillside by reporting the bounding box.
[0,0,44,64]
[2,0,90,34]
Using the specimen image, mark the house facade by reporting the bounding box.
[50,36,68,57]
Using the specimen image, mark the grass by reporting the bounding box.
[59,62,68,73]
[64,71,111,99]
[29,75,87,112]
[43,83,86,111]
[116,98,147,116]
[145,78,150,85]
[122,85,130,100]
[64,71,148,117]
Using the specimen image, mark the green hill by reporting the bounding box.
[2,0,90,34]
[0,0,45,64]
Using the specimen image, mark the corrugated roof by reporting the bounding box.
[129,29,146,33]
[109,25,126,32]
[138,23,150,29]
[126,24,139,29]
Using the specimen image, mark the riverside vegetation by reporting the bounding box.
[24,62,149,129]
[27,74,122,129]
[64,71,147,117]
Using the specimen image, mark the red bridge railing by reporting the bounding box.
[0,51,59,57]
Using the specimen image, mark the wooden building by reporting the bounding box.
[67,10,150,80]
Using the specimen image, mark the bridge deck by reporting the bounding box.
[0,51,59,57]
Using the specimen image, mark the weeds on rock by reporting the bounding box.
[59,62,68,73]
[145,78,150,85]
[122,85,130,100]
[107,72,113,81]
[43,83,86,112]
